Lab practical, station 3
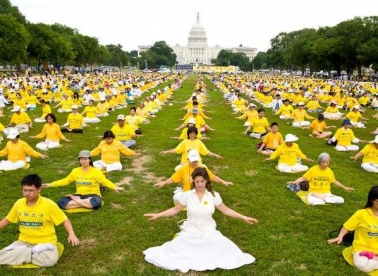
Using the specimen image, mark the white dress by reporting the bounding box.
[143,190,255,273]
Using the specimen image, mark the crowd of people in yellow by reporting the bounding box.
[0,70,377,273]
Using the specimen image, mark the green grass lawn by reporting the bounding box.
[0,74,376,275]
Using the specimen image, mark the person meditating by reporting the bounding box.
[144,167,258,273]
[328,186,378,273]
[42,150,124,210]
[288,152,354,205]
[0,174,80,267]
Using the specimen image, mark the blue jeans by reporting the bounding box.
[121,140,136,148]
[58,194,102,209]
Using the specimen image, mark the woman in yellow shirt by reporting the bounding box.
[324,101,344,120]
[91,130,135,172]
[328,186,378,273]
[288,152,353,205]
[343,105,368,128]
[43,150,124,210]
[350,136,378,173]
[30,113,71,150]
[264,134,313,173]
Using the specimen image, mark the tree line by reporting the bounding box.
[212,16,378,78]
[0,0,177,71]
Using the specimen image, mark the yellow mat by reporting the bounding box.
[296,191,310,205]
[11,242,64,269]
[64,201,104,213]
[342,246,378,276]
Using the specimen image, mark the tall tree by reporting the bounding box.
[0,14,29,66]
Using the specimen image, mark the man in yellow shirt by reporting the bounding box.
[154,150,233,202]
[275,99,294,119]
[265,134,313,173]
[243,108,271,139]
[0,129,47,170]
[0,174,79,267]
[111,114,137,148]
[330,119,364,151]
[291,102,315,127]
[61,105,85,134]
[350,135,378,173]
[5,106,32,133]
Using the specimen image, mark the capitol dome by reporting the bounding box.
[187,13,208,47]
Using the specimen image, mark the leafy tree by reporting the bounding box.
[0,14,29,66]
[0,0,26,24]
[252,52,267,70]
[148,41,176,67]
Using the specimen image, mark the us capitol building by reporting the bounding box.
[138,13,257,65]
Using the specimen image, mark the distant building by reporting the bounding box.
[138,13,257,65]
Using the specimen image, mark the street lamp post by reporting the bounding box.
[145,60,148,69]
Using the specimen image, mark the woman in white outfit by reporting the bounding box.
[144,168,257,273]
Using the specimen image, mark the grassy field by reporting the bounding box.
[0,74,376,276]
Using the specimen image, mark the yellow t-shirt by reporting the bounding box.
[334,128,356,147]
[175,139,209,165]
[275,105,294,117]
[125,115,144,131]
[50,166,117,196]
[303,165,335,194]
[310,120,327,132]
[262,132,283,150]
[6,196,67,244]
[66,113,84,129]
[270,143,307,166]
[10,112,31,124]
[360,144,378,164]
[291,109,312,122]
[91,139,134,164]
[344,208,378,254]
[34,123,66,142]
[0,140,41,162]
[184,115,206,129]
[82,106,98,118]
[346,111,362,123]
[171,163,215,191]
[250,117,269,133]
[111,124,135,141]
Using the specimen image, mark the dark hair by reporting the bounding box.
[45,113,57,122]
[192,101,199,106]
[103,130,115,139]
[73,92,79,99]
[284,99,290,102]
[130,107,136,112]
[78,157,94,167]
[317,113,325,121]
[39,99,46,104]
[187,126,198,139]
[191,168,214,196]
[22,174,42,189]
[257,108,265,113]
[271,122,279,128]
[364,186,378,208]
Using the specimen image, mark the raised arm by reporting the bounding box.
[216,203,258,224]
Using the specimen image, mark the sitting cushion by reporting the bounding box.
[11,242,64,268]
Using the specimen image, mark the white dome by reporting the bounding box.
[187,13,208,47]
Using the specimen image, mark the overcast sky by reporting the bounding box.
[10,0,377,53]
